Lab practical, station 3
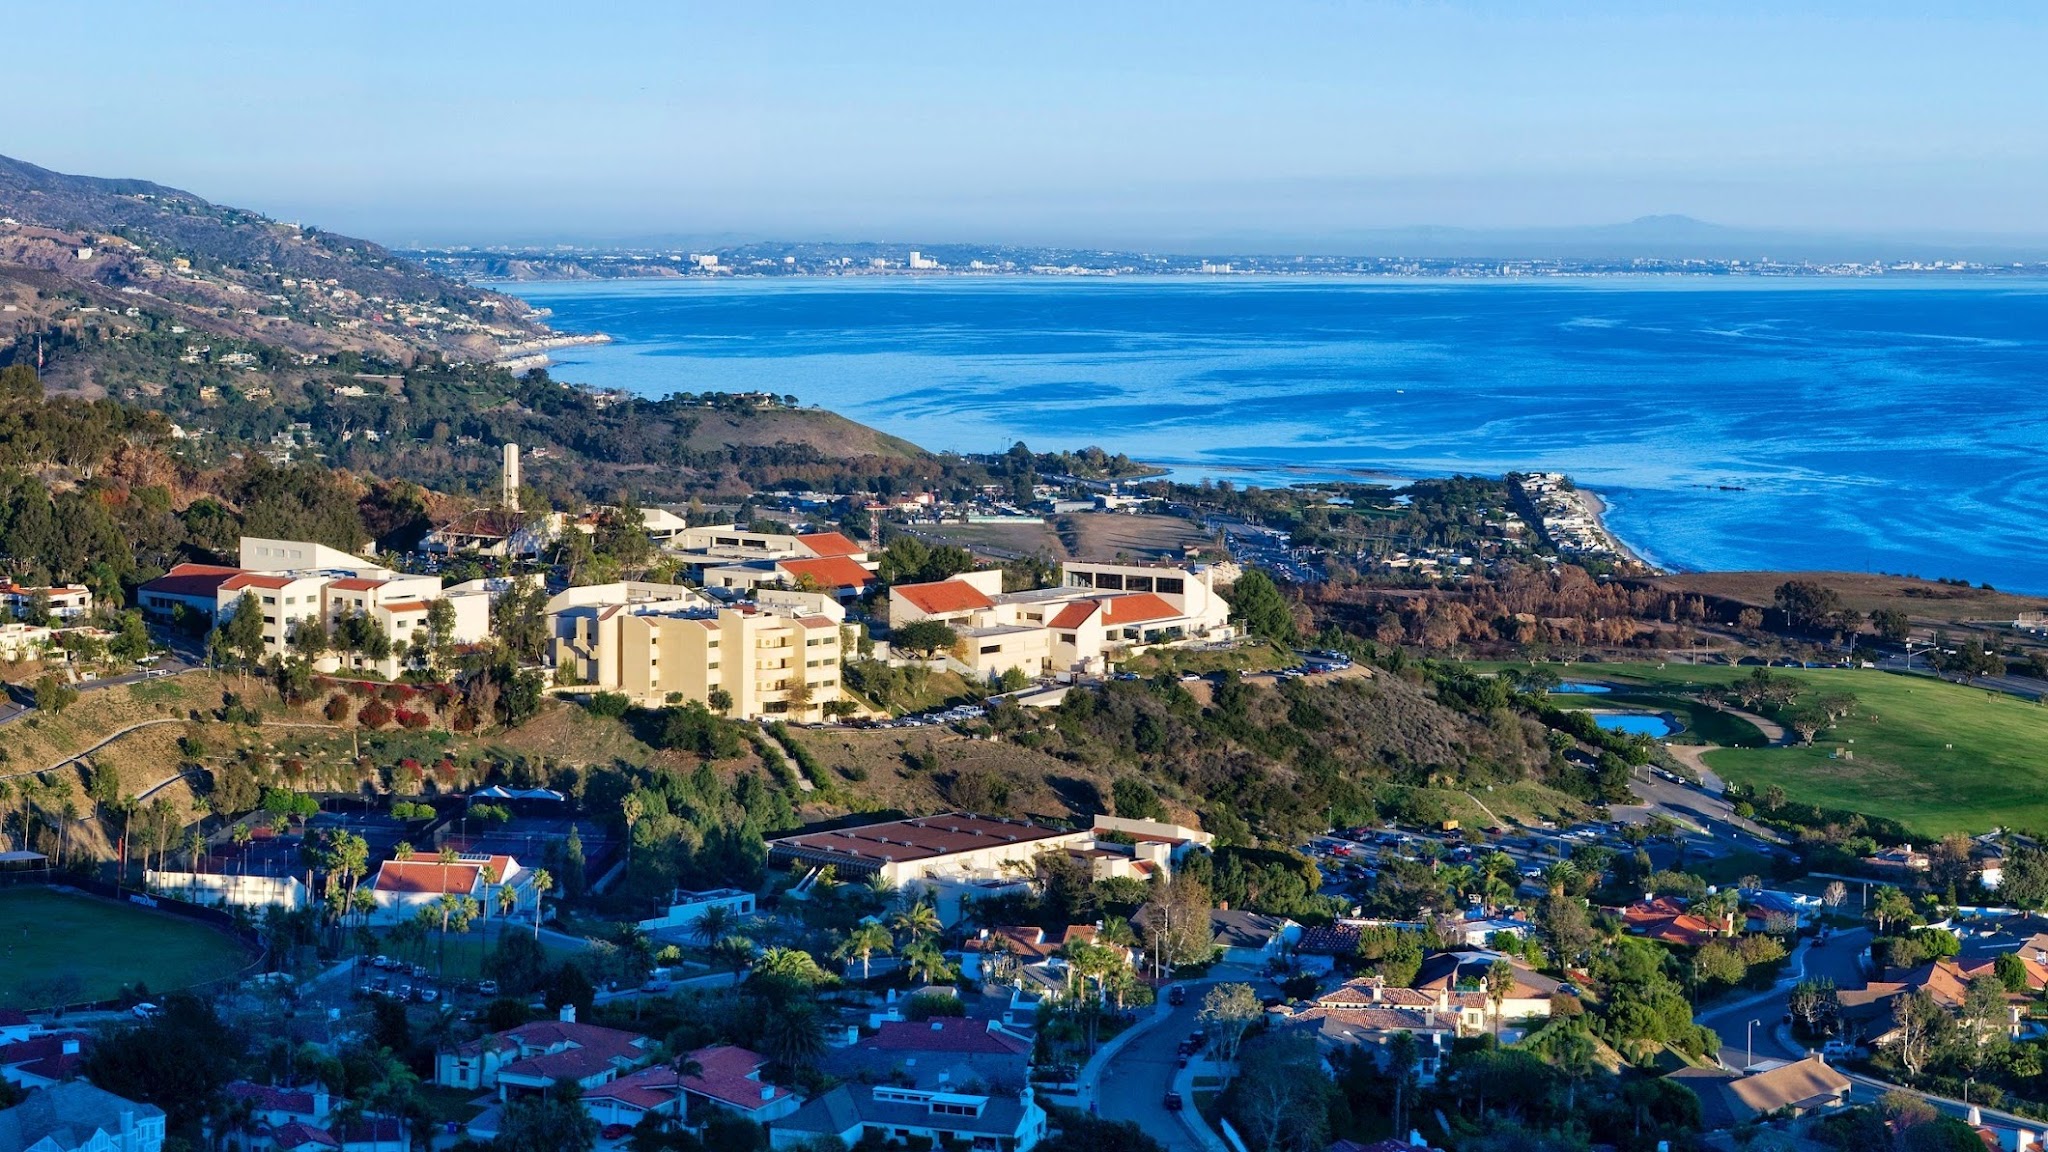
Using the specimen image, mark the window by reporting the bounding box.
[1095,572,1124,590]
[1125,576,1153,592]
[1157,577,1184,595]
[1059,633,1076,644]
[980,644,1002,655]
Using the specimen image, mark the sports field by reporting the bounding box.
[1498,662,2048,838]
[0,886,253,1009]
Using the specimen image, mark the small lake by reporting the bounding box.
[1593,712,1679,738]
[1551,682,1613,694]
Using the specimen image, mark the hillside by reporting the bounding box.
[0,154,546,373]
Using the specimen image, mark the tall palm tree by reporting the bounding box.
[529,868,553,939]
[760,1006,826,1073]
[712,935,756,980]
[393,841,416,862]
[833,922,894,980]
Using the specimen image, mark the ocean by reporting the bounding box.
[500,276,2048,594]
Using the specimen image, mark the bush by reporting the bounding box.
[586,692,632,718]
[323,694,351,722]
[905,991,966,1021]
[357,700,393,728]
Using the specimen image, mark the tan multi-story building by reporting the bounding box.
[552,604,845,722]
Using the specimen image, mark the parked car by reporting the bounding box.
[478,980,500,997]
[371,955,391,969]
[1168,985,1186,1006]
[131,1002,161,1019]
[1164,1092,1185,1112]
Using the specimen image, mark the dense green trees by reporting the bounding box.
[1226,569,1295,642]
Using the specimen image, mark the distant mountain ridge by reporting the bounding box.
[0,152,547,368]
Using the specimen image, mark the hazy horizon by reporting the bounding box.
[10,3,2046,249]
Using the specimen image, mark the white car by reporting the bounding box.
[131,1002,162,1019]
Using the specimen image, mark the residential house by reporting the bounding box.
[0,1080,167,1152]
[435,1011,655,1097]
[0,582,91,621]
[583,1046,800,1131]
[771,1082,1047,1152]
[0,1032,89,1089]
[1284,998,1461,1084]
[1667,1056,1851,1130]
[1409,952,1561,1032]
[0,622,51,662]
[1620,897,1721,948]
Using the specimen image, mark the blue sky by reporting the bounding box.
[9,2,2045,245]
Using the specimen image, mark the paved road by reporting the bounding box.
[0,658,199,729]
[1617,767,1786,848]
[1096,987,1206,1152]
[1698,928,1870,1070]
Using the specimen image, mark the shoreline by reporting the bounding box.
[1576,486,1663,572]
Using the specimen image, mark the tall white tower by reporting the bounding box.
[502,443,520,512]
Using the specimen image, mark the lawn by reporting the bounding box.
[364,919,584,984]
[1501,662,2048,837]
[0,886,254,1009]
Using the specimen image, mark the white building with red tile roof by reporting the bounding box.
[367,852,532,925]
[886,562,1232,682]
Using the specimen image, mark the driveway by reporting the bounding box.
[1697,927,1869,1068]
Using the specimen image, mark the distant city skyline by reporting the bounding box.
[10,3,2047,247]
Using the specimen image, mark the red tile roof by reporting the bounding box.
[0,1032,91,1082]
[681,1045,787,1111]
[778,556,877,591]
[1101,592,1180,625]
[893,579,995,616]
[373,860,481,895]
[327,577,387,592]
[221,572,298,592]
[140,563,243,599]
[796,532,864,558]
[378,600,432,614]
[228,1081,320,1117]
[268,1122,340,1151]
[1048,601,1098,630]
[860,1018,1029,1055]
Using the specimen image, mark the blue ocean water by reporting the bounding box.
[502,277,2048,593]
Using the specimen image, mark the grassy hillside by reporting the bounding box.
[1645,571,2048,624]
[1522,662,2048,836]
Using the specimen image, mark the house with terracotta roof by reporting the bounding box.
[0,581,91,622]
[1620,897,1721,948]
[367,852,532,925]
[435,1009,655,1097]
[584,1045,801,1131]
[0,1031,90,1089]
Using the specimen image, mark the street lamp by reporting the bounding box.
[1746,1018,1762,1072]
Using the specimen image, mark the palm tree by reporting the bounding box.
[1541,861,1579,900]
[713,935,756,980]
[833,922,894,980]
[393,841,416,862]
[693,905,735,950]
[1484,960,1517,1041]
[437,846,459,900]
[529,868,553,939]
[1440,864,1477,905]
[760,1005,826,1073]
[891,900,941,945]
[667,1049,704,1133]
[903,939,953,986]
